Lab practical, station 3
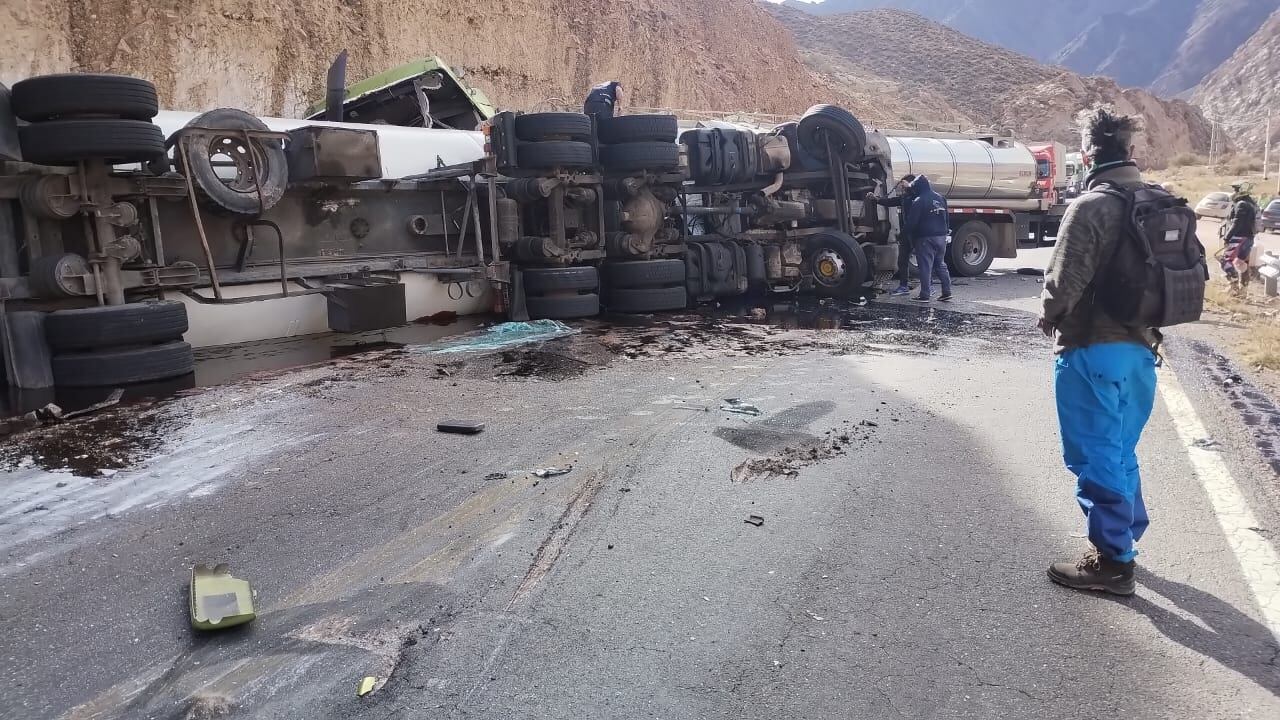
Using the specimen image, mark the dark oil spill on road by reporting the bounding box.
[1190,340,1280,475]
[585,297,1039,362]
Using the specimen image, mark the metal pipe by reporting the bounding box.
[325,50,349,122]
[487,175,501,264]
[180,137,223,300]
[471,186,485,265]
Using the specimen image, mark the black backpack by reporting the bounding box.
[1092,182,1208,328]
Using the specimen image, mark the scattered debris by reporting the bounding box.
[730,425,875,483]
[417,319,577,355]
[860,420,879,427]
[23,403,63,424]
[1191,437,1220,449]
[437,419,486,435]
[190,564,256,631]
[484,472,509,481]
[805,611,825,621]
[357,676,379,697]
[721,398,763,417]
[533,466,572,479]
[1016,267,1045,276]
[744,514,765,527]
[63,389,125,420]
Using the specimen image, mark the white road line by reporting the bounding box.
[1157,367,1280,642]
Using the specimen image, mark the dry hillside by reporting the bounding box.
[1192,8,1280,155]
[2,0,851,119]
[767,5,1214,168]
[785,0,1279,96]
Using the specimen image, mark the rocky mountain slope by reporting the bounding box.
[782,0,1279,95]
[767,5,1214,167]
[1,0,850,120]
[1192,7,1280,154]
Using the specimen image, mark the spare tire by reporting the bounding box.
[514,113,593,142]
[46,301,189,352]
[19,119,165,165]
[52,341,195,387]
[516,140,595,170]
[598,115,679,144]
[11,74,159,122]
[174,108,288,214]
[798,105,866,163]
[600,142,679,173]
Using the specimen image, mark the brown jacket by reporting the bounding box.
[1039,163,1159,354]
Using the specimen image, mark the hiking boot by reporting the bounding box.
[938,293,953,302]
[1047,548,1136,596]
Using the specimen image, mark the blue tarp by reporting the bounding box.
[414,320,577,355]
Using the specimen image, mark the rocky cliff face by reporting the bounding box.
[767,5,1214,167]
[783,0,1279,96]
[1192,8,1280,154]
[2,0,845,119]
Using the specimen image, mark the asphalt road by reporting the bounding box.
[2,263,1278,720]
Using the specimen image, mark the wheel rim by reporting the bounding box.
[962,232,989,267]
[208,134,260,194]
[812,248,847,287]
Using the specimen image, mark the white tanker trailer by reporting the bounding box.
[883,130,1064,276]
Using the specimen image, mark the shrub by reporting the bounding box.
[1170,152,1205,167]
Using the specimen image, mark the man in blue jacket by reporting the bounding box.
[903,175,953,302]
[866,174,917,296]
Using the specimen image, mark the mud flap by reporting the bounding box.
[509,268,531,322]
[0,83,20,162]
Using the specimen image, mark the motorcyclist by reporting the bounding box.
[1220,184,1258,290]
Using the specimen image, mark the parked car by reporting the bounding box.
[1261,199,1280,233]
[1195,191,1232,219]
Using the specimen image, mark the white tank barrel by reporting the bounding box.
[886,134,1037,201]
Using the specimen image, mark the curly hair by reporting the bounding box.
[1077,105,1142,164]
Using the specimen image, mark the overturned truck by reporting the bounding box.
[0,61,903,396]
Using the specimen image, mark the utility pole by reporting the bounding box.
[1210,116,1218,166]
[1265,110,1272,181]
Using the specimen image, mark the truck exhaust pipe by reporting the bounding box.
[325,50,349,122]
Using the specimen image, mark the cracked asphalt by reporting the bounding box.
[2,257,1279,719]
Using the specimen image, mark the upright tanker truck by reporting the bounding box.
[0,58,1048,400]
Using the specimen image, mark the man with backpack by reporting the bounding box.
[1039,106,1207,596]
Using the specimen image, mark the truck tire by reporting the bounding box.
[18,119,165,165]
[797,105,866,163]
[603,259,686,289]
[52,341,195,387]
[516,140,594,170]
[806,231,869,298]
[522,266,599,293]
[600,142,679,172]
[598,115,678,144]
[514,113,593,142]
[11,74,159,121]
[175,108,289,214]
[45,301,189,352]
[526,293,600,320]
[947,221,996,277]
[606,286,687,313]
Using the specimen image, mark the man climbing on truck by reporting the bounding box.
[584,81,623,120]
